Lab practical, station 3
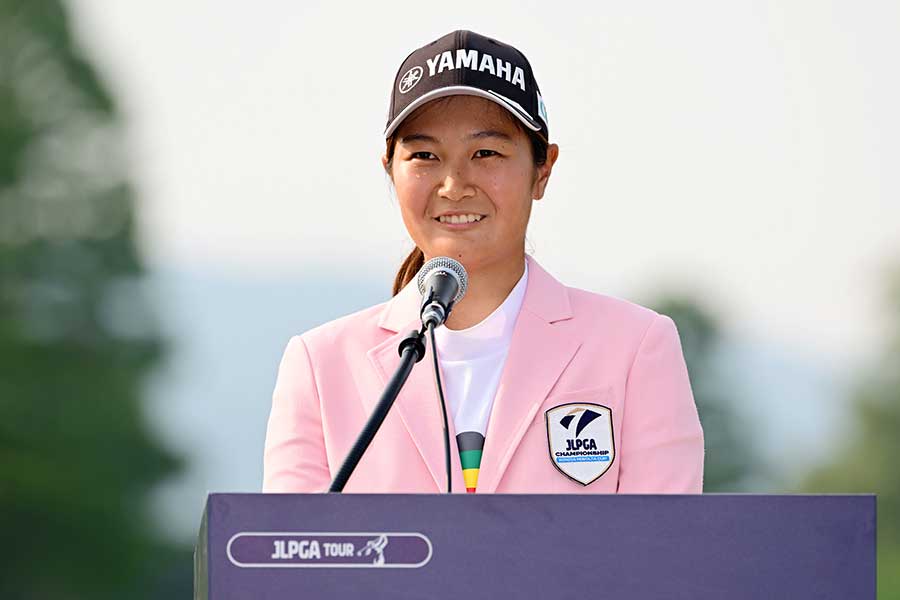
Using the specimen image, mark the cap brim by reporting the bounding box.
[383,85,543,138]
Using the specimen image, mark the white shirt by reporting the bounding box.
[433,262,528,441]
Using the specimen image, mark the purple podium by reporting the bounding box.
[194,493,875,599]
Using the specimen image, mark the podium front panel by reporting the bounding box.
[195,493,874,599]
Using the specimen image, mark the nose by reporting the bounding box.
[437,163,475,203]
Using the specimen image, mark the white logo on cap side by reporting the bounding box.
[398,66,424,94]
[537,91,548,126]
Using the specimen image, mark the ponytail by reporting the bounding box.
[386,127,425,296]
[392,246,424,296]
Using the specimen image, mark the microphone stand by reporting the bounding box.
[328,329,426,493]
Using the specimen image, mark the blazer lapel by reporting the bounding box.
[475,256,582,493]
[366,282,466,493]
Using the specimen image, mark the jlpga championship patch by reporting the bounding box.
[545,403,615,485]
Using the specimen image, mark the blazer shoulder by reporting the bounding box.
[564,285,662,333]
[295,299,391,355]
[561,286,685,378]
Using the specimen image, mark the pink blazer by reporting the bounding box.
[263,255,704,494]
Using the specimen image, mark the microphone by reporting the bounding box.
[416,257,468,329]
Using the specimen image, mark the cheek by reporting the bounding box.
[480,164,534,217]
[394,167,430,210]
[393,166,435,236]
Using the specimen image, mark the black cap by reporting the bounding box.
[384,30,549,140]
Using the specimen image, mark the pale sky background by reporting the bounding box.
[71,0,899,361]
[66,1,899,540]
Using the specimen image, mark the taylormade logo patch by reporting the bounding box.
[425,49,527,92]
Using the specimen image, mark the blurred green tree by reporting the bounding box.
[647,295,761,491]
[800,263,900,598]
[0,1,188,597]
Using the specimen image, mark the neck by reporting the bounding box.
[442,255,526,330]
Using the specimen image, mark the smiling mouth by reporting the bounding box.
[434,214,485,224]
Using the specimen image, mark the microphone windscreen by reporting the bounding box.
[416,256,468,302]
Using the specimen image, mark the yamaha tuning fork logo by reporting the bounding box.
[546,403,615,485]
[398,66,424,93]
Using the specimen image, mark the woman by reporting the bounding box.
[263,30,704,494]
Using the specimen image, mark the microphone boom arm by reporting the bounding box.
[328,329,426,493]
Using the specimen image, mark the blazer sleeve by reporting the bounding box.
[616,314,705,493]
[262,335,331,493]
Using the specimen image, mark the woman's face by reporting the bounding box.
[384,95,557,273]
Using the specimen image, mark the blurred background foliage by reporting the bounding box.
[0,0,189,597]
[652,272,899,598]
[0,0,893,597]
[798,264,900,598]
[648,296,762,493]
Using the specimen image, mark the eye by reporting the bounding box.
[474,149,499,158]
[410,151,436,160]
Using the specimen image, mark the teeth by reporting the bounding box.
[438,214,483,224]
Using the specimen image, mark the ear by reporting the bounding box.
[381,153,390,174]
[531,143,560,200]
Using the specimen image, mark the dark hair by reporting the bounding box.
[385,98,549,295]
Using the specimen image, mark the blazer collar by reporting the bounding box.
[377,254,573,333]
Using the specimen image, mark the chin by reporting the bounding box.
[424,241,472,258]
[425,249,492,272]
[420,237,514,270]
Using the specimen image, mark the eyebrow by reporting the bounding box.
[399,130,514,144]
[399,133,438,144]
[468,130,513,142]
